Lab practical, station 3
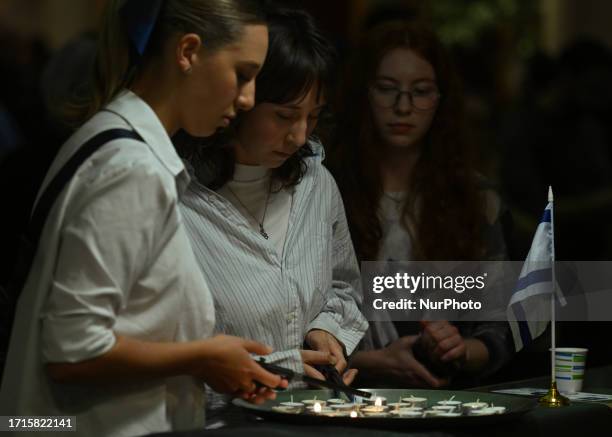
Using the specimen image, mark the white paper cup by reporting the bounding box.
[554,347,588,393]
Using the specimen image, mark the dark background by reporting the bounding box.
[1,0,611,385]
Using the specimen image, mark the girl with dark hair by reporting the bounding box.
[327,21,513,388]
[177,7,367,417]
[0,1,288,435]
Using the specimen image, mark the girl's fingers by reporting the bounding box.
[342,368,358,385]
[303,363,325,381]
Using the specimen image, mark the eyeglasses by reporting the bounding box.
[369,83,440,110]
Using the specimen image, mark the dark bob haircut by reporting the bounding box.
[175,6,336,190]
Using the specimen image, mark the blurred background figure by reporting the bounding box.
[327,21,513,388]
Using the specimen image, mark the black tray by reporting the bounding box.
[233,388,537,430]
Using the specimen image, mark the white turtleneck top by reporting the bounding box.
[218,164,292,256]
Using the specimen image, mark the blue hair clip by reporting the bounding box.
[120,0,165,58]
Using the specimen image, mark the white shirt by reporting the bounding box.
[180,141,368,420]
[359,192,414,350]
[378,192,414,262]
[218,164,292,256]
[0,91,215,437]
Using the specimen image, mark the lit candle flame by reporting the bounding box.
[375,397,383,407]
[314,402,322,413]
[350,410,358,418]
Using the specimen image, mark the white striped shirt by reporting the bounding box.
[180,141,367,372]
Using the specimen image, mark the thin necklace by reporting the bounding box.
[225,179,272,240]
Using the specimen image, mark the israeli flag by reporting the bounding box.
[507,202,566,351]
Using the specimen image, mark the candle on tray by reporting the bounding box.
[302,396,326,407]
[387,402,411,410]
[365,395,387,406]
[462,399,488,414]
[487,405,506,414]
[423,409,443,417]
[311,402,334,415]
[272,406,301,414]
[436,396,462,411]
[361,411,391,417]
[325,410,353,417]
[326,398,346,405]
[330,403,357,411]
[437,411,462,417]
[279,395,304,412]
[468,407,497,416]
[388,396,411,410]
[392,406,423,413]
[431,405,457,414]
[391,408,423,418]
[401,395,427,408]
[361,396,389,413]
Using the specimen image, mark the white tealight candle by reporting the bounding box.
[469,407,497,416]
[488,406,506,414]
[303,398,326,407]
[280,395,304,410]
[360,405,387,414]
[387,402,411,410]
[350,410,358,418]
[366,396,387,406]
[391,408,423,418]
[306,401,322,412]
[330,403,357,411]
[463,401,488,412]
[272,406,301,414]
[437,400,462,409]
[362,411,390,418]
[423,409,442,417]
[432,405,456,413]
[437,395,461,408]
[279,401,304,411]
[326,398,346,405]
[311,403,334,415]
[401,396,427,407]
[393,406,423,413]
[437,412,462,417]
[326,410,352,417]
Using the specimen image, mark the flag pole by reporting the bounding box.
[550,185,556,384]
[539,186,569,407]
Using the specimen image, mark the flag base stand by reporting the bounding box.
[538,381,569,407]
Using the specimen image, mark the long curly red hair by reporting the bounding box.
[327,21,486,261]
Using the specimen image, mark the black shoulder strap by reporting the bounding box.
[1,128,144,382]
[28,128,144,251]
